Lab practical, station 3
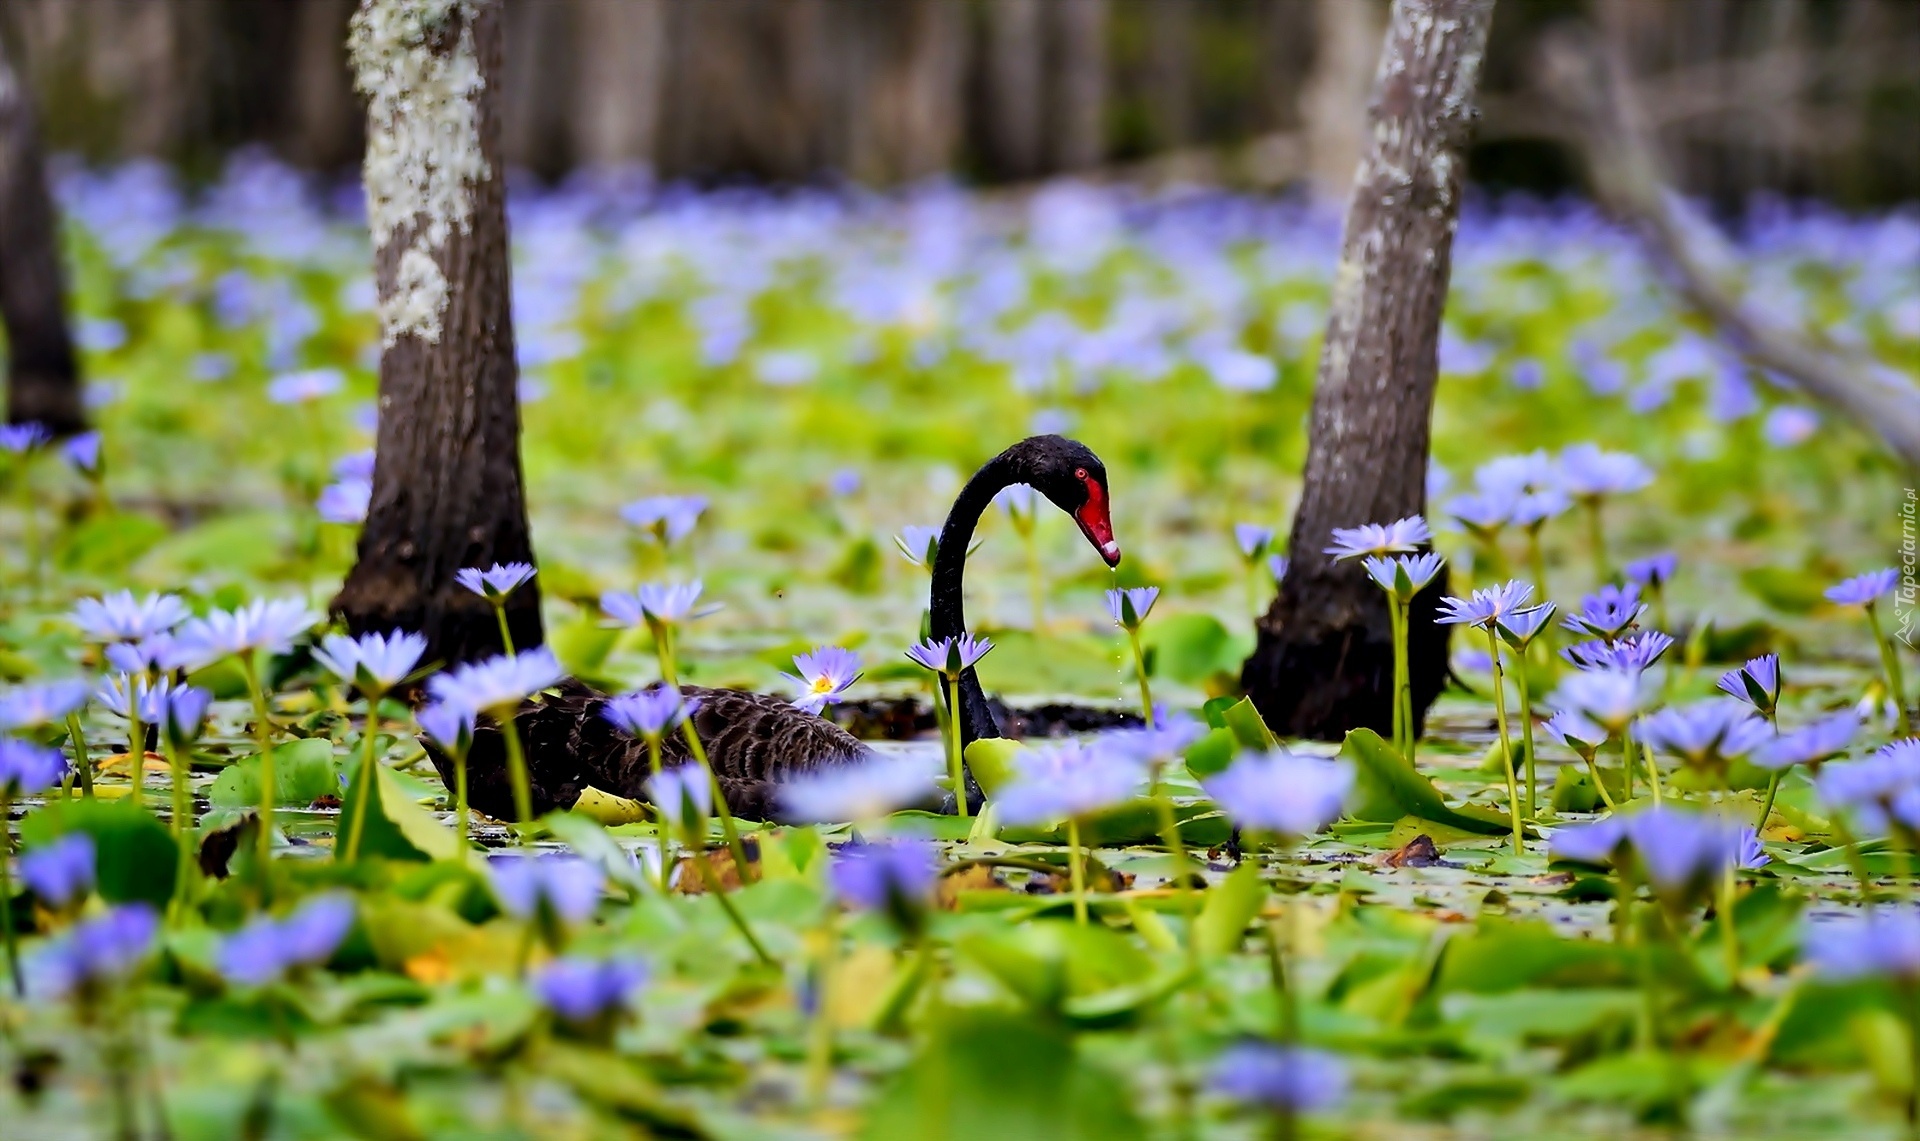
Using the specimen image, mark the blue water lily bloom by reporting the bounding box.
[62,431,103,476]
[312,630,427,697]
[648,763,714,827]
[828,838,940,915]
[26,905,158,999]
[1816,740,1920,833]
[893,525,943,569]
[1638,700,1772,771]
[1551,805,1750,905]
[1624,553,1679,589]
[1202,749,1353,840]
[93,672,157,722]
[333,450,376,482]
[488,855,605,926]
[19,834,96,908]
[1101,710,1207,767]
[417,701,475,757]
[105,637,172,675]
[620,495,707,543]
[1543,709,1608,759]
[217,894,356,986]
[1807,908,1920,981]
[147,682,213,751]
[1362,553,1445,603]
[70,591,188,644]
[1512,488,1572,527]
[996,740,1141,826]
[601,686,698,742]
[782,646,863,714]
[1551,667,1654,735]
[426,648,565,715]
[1558,443,1653,498]
[534,956,648,1024]
[266,368,343,404]
[1753,711,1859,771]
[0,422,52,453]
[0,679,93,732]
[1268,554,1289,583]
[1105,586,1160,630]
[1208,1042,1348,1113]
[1563,630,1675,672]
[904,634,994,677]
[779,755,937,822]
[316,478,371,524]
[164,598,320,672]
[454,562,537,603]
[1436,580,1534,629]
[1445,491,1516,537]
[620,581,718,625]
[0,739,68,795]
[1496,602,1558,649]
[1826,568,1898,607]
[1325,515,1432,561]
[1560,584,1647,641]
[1717,654,1782,716]
[1234,523,1275,559]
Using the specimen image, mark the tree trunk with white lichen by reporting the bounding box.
[1241,0,1492,742]
[333,0,541,666]
[0,32,84,436]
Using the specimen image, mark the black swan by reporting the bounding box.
[433,435,1121,822]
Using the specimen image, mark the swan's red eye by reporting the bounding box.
[1074,468,1087,480]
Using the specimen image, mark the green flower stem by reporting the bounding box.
[1904,981,1920,1128]
[1516,655,1538,820]
[65,711,94,798]
[1867,603,1912,735]
[493,602,516,657]
[1125,627,1155,727]
[239,655,278,883]
[1827,809,1884,903]
[17,462,40,597]
[452,746,471,850]
[681,719,754,881]
[340,708,382,863]
[1067,816,1090,926]
[645,737,670,890]
[1718,864,1741,985]
[693,843,774,966]
[1246,565,1264,621]
[805,908,838,1107]
[2,790,18,998]
[1584,497,1608,585]
[1628,719,1662,804]
[941,675,970,821]
[1388,597,1410,761]
[500,709,535,847]
[1642,733,1665,803]
[165,742,194,924]
[1618,876,1656,1052]
[1755,711,1782,832]
[1486,629,1522,855]
[1145,762,1199,970]
[1584,752,1619,810]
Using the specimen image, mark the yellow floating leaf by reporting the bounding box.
[570,785,654,827]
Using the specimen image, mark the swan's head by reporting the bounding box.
[1009,435,1121,567]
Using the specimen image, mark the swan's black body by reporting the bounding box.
[429,435,1118,822]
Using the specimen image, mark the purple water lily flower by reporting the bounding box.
[1105,586,1160,630]
[1202,749,1353,840]
[312,629,427,697]
[316,478,371,524]
[603,581,717,626]
[828,838,940,917]
[1551,805,1749,905]
[333,450,376,482]
[996,740,1141,826]
[1637,700,1772,770]
[63,431,103,477]
[1551,667,1654,734]
[19,834,96,908]
[165,598,320,671]
[417,701,475,757]
[534,956,648,1024]
[70,591,188,644]
[217,894,356,986]
[1495,602,1558,649]
[147,681,213,751]
[455,562,537,603]
[894,525,943,569]
[1268,554,1289,583]
[1101,709,1207,767]
[1325,515,1431,561]
[1436,580,1535,629]
[1558,443,1653,498]
[647,763,714,826]
[621,495,707,544]
[601,686,698,741]
[26,905,158,999]
[0,422,52,453]
[779,755,936,822]
[0,679,92,732]
[425,648,564,714]
[1234,523,1275,559]
[266,368,343,404]
[1362,552,1445,603]
[904,633,994,678]
[1561,584,1647,641]
[1817,739,1920,833]
[1753,711,1859,771]
[488,855,604,926]
[0,739,68,795]
[1208,1042,1348,1113]
[1624,553,1678,589]
[1445,491,1515,537]
[1543,709,1608,759]
[1807,908,1920,981]
[782,646,863,714]
[1826,568,1898,608]
[1717,654,1782,716]
[1563,630,1675,672]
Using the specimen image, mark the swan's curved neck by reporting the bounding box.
[929,453,1017,744]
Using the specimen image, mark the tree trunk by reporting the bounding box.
[983,0,1043,178]
[335,0,541,666]
[1050,0,1108,171]
[1299,0,1385,202]
[571,0,666,168]
[0,30,82,435]
[1146,0,1195,151]
[1241,0,1493,742]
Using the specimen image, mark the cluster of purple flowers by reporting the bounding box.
[217,894,357,986]
[1551,806,1765,904]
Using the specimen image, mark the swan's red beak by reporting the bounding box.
[1075,479,1121,566]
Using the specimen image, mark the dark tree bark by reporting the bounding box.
[334,0,541,666]
[1050,0,1108,171]
[983,0,1043,178]
[0,31,82,435]
[1241,0,1494,741]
